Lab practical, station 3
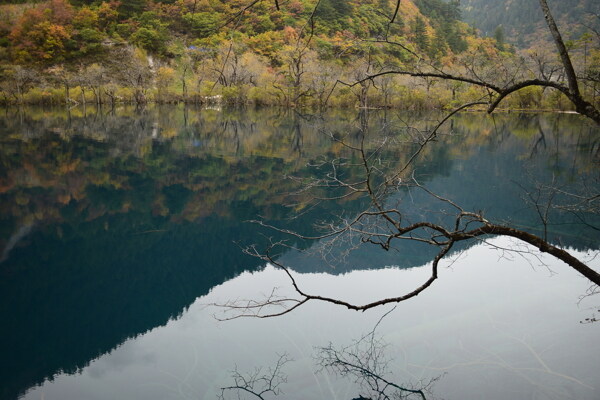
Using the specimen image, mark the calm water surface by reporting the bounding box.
[1,106,599,400]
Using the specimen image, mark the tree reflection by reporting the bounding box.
[219,307,439,400]
[217,109,600,318]
[0,106,599,399]
[315,308,438,400]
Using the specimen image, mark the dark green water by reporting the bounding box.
[1,106,599,400]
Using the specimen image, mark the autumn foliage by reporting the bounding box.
[0,0,597,111]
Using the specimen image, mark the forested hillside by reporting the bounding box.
[461,0,600,47]
[0,0,480,107]
[0,0,467,63]
[0,0,598,112]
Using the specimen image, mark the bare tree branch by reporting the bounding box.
[216,104,600,319]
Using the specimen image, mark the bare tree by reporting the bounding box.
[79,63,107,106]
[348,0,600,125]
[48,65,76,105]
[225,0,599,120]
[103,83,120,107]
[214,102,599,319]
[0,65,37,104]
[179,53,193,101]
[275,44,313,107]
[350,51,378,110]
[117,48,153,105]
[193,0,600,324]
[307,59,340,110]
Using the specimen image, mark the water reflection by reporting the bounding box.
[17,238,600,400]
[0,106,598,400]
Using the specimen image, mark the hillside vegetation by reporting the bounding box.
[461,0,600,47]
[0,0,599,111]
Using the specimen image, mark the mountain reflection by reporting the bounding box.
[0,106,598,400]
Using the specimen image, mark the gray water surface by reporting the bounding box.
[1,106,598,400]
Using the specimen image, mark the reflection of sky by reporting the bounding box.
[23,237,600,400]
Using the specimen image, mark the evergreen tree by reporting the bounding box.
[493,25,505,50]
[118,0,148,19]
[429,29,447,59]
[414,16,429,52]
[315,0,352,23]
[378,0,392,15]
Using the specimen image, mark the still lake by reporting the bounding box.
[1,106,599,400]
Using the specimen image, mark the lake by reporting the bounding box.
[1,106,599,400]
